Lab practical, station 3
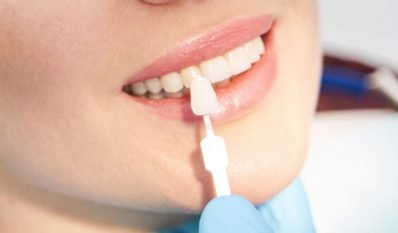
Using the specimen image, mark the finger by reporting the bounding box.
[257,178,316,232]
[199,195,274,233]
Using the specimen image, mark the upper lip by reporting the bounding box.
[123,15,274,86]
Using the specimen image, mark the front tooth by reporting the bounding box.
[145,78,162,94]
[131,82,147,96]
[180,66,202,88]
[160,72,184,93]
[199,56,232,84]
[224,46,251,75]
[251,37,265,55]
[244,39,261,63]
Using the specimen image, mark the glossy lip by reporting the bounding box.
[122,15,277,123]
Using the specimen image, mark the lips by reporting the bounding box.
[122,15,277,122]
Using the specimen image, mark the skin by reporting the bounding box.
[0,0,321,232]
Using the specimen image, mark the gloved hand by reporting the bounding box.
[199,178,315,233]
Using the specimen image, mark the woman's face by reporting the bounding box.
[0,0,320,214]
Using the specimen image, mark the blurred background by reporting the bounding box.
[301,0,398,232]
[320,0,398,68]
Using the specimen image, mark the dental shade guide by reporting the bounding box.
[190,77,231,197]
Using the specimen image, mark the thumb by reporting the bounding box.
[199,195,273,233]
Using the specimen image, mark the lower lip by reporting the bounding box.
[125,33,276,123]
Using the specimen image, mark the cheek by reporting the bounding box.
[277,0,322,114]
[0,1,116,198]
[0,1,126,95]
[0,1,123,166]
[226,0,321,203]
[0,1,198,210]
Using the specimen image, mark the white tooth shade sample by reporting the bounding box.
[190,77,219,116]
[199,56,232,84]
[160,72,184,93]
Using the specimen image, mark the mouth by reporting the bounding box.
[122,15,276,122]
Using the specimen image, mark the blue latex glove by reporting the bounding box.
[199,195,273,233]
[199,178,315,233]
[158,178,315,233]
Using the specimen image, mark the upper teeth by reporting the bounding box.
[129,36,265,98]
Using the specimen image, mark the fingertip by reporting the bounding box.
[199,195,272,233]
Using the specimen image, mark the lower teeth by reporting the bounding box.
[145,88,187,99]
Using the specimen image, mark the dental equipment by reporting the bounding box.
[321,60,398,108]
[190,76,231,197]
[368,67,398,106]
